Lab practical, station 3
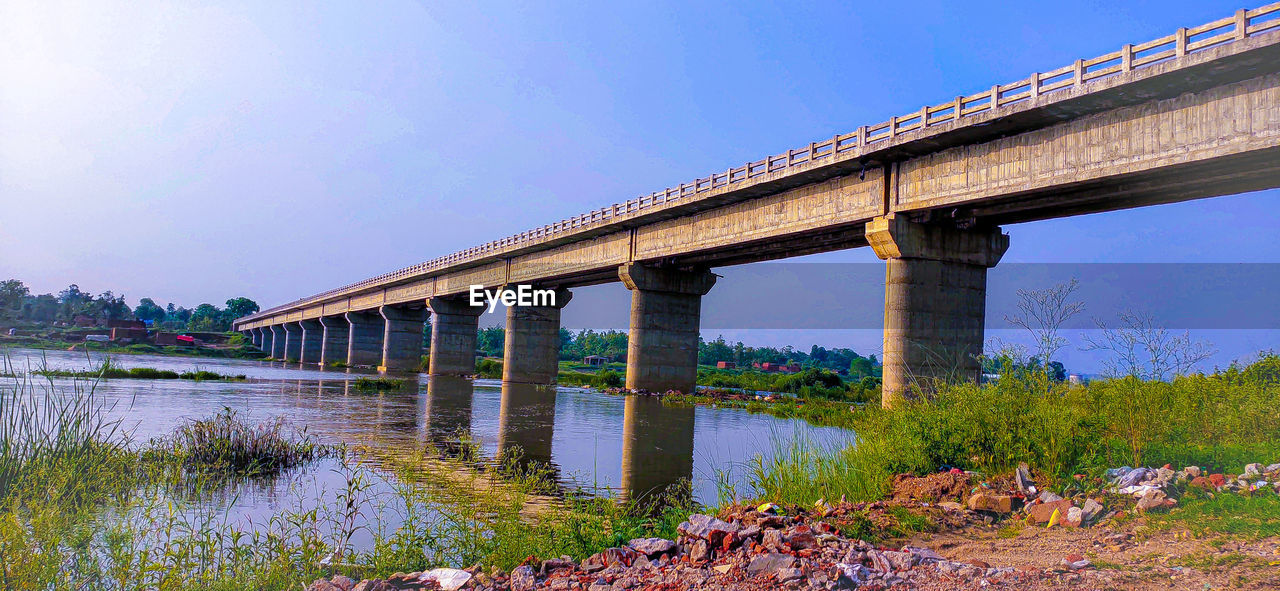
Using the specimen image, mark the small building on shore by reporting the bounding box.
[583,355,608,367]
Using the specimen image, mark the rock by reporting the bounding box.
[306,580,343,591]
[967,492,1015,513]
[712,564,733,574]
[330,575,357,591]
[1038,491,1063,503]
[628,537,675,557]
[1266,463,1280,473]
[880,550,914,571]
[776,567,805,583]
[1135,489,1174,513]
[1081,498,1104,523]
[1062,553,1090,570]
[1209,473,1227,488]
[1189,476,1214,489]
[351,581,388,591]
[835,563,870,586]
[509,565,537,591]
[747,552,796,576]
[1016,462,1036,494]
[938,501,965,512]
[1183,465,1202,478]
[678,514,739,545]
[539,557,577,575]
[1064,506,1084,528]
[1245,463,1264,477]
[688,539,710,563]
[1028,499,1074,524]
[418,569,472,591]
[762,528,786,550]
[786,524,817,550]
[903,546,943,565]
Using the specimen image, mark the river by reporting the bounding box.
[6,347,851,551]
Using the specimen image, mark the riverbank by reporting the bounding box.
[4,353,1277,589]
[0,333,268,360]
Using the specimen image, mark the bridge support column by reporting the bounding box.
[619,263,716,394]
[268,325,284,359]
[866,213,1009,407]
[249,328,260,349]
[345,311,383,368]
[428,296,484,376]
[318,315,350,366]
[299,319,323,363]
[502,287,572,385]
[282,322,303,361]
[379,305,427,373]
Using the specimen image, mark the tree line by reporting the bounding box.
[0,279,260,333]
[472,327,880,376]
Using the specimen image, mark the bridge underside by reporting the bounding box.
[239,34,1280,403]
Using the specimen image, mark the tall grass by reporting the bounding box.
[0,373,132,505]
[146,407,332,476]
[743,354,1280,505]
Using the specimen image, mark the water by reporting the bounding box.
[7,347,851,548]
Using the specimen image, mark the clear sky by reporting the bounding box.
[2,1,1276,370]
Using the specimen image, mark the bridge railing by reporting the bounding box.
[240,3,1280,324]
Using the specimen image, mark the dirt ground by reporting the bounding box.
[907,518,1280,590]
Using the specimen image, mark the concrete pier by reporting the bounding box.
[620,395,695,508]
[619,263,716,393]
[379,305,427,373]
[282,322,302,361]
[428,296,483,376]
[866,213,1008,407]
[299,319,323,364]
[268,325,282,358]
[250,328,262,349]
[345,311,383,368]
[502,287,572,385]
[318,315,350,366]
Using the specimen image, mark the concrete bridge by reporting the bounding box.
[235,6,1280,405]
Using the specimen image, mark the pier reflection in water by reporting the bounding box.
[14,349,850,509]
[620,396,694,507]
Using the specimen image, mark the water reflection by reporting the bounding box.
[620,396,695,508]
[425,376,474,458]
[10,348,851,510]
[497,382,559,478]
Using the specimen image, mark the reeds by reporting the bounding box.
[147,407,333,476]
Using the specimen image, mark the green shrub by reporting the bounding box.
[476,358,503,379]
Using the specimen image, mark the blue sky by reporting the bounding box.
[1,1,1276,370]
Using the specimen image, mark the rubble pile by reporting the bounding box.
[300,461,1277,590]
[303,503,1105,591]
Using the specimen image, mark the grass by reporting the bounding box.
[34,358,246,381]
[556,368,623,388]
[352,377,407,391]
[0,368,696,589]
[1151,492,1280,540]
[739,354,1280,507]
[144,406,334,477]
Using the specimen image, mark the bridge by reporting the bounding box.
[235,5,1280,405]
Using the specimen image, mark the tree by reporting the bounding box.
[0,279,28,317]
[1082,311,1215,381]
[224,297,260,319]
[134,298,166,324]
[1005,278,1085,368]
